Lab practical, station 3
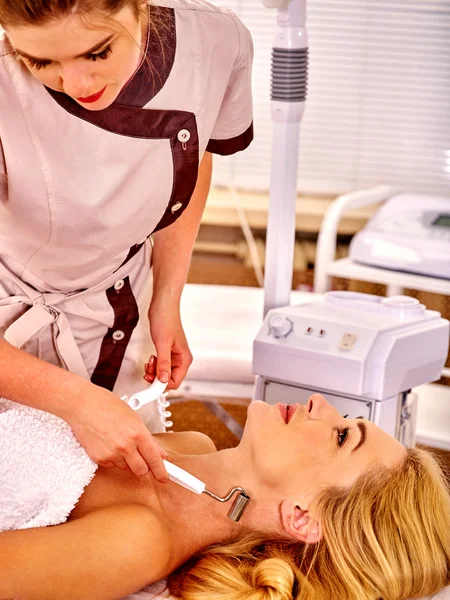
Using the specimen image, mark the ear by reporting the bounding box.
[280,500,322,543]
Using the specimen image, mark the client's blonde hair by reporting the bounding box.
[168,448,450,600]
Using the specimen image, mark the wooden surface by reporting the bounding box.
[204,188,378,234]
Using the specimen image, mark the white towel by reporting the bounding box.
[123,580,173,599]
[0,398,97,531]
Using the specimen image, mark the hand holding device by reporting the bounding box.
[65,384,169,480]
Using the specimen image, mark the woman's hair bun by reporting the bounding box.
[250,557,295,600]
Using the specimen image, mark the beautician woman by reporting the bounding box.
[0,0,253,479]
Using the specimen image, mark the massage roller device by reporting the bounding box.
[122,380,251,522]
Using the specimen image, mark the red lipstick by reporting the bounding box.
[77,86,107,104]
[279,404,288,423]
[278,403,298,424]
[286,404,297,423]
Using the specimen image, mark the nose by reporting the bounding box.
[306,393,339,420]
[60,63,95,99]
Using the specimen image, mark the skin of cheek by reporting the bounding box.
[246,415,365,495]
[29,38,140,103]
[243,424,324,491]
[8,9,145,108]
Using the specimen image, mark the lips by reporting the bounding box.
[279,404,288,423]
[77,86,107,104]
[278,403,298,424]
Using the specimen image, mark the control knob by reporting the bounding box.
[269,314,293,338]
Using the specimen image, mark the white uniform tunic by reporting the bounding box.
[0,0,253,424]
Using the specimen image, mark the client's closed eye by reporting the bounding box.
[337,427,349,447]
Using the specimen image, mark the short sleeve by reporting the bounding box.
[206,17,254,156]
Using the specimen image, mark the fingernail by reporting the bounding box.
[160,371,169,383]
[144,362,149,371]
[149,356,155,366]
[144,375,152,382]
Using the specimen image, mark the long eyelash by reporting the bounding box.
[22,45,112,70]
[87,46,112,62]
[24,56,51,70]
[337,427,349,447]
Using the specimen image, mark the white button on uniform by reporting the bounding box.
[114,279,125,291]
[112,330,125,341]
[171,202,183,213]
[177,129,190,143]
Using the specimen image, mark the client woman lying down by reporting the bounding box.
[1,394,449,600]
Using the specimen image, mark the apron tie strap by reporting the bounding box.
[3,303,89,380]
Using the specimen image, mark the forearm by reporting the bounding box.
[151,151,213,306]
[0,338,104,419]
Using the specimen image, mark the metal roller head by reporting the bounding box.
[203,486,251,522]
[227,492,251,522]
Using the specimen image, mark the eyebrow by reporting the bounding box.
[15,34,115,62]
[352,420,367,453]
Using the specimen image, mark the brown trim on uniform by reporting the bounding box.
[44,5,198,235]
[152,113,199,233]
[41,103,200,235]
[50,106,199,234]
[91,276,139,392]
[115,241,146,272]
[44,2,197,236]
[206,122,254,156]
[116,6,176,108]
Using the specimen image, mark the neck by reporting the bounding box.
[151,447,282,568]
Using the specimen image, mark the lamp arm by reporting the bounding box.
[261,0,308,315]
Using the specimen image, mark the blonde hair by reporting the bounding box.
[168,448,450,600]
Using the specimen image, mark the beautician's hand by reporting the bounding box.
[65,386,169,480]
[145,299,193,390]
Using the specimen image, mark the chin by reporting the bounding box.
[240,404,281,452]
[77,102,113,112]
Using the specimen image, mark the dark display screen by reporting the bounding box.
[432,214,450,228]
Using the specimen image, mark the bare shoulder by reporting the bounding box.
[0,505,173,600]
[107,504,173,576]
[103,503,172,553]
[155,431,217,455]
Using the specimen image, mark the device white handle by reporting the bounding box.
[163,460,206,495]
[122,379,168,410]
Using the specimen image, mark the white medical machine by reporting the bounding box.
[349,194,450,279]
[255,0,450,447]
[253,291,449,446]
